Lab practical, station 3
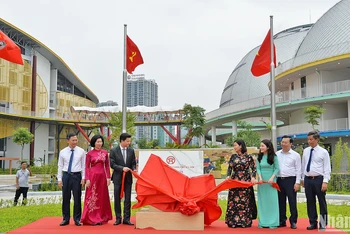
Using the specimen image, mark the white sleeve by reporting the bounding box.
[323,150,331,183]
[295,152,302,184]
[57,150,64,182]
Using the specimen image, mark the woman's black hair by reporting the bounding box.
[234,139,247,154]
[257,139,276,165]
[90,134,104,147]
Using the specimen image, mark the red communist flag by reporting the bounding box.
[251,29,276,77]
[0,30,23,65]
[126,35,144,74]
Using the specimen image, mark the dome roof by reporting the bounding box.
[293,0,350,67]
[220,25,312,108]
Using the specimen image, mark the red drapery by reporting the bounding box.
[125,154,279,225]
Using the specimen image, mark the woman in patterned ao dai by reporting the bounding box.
[81,135,112,225]
[225,139,257,228]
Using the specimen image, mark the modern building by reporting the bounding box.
[205,0,350,154]
[127,74,158,141]
[0,18,98,167]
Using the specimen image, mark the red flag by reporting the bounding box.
[0,30,23,65]
[251,30,276,77]
[126,36,143,74]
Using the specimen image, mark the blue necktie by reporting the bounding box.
[306,148,314,172]
[67,149,74,173]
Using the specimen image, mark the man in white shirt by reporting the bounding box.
[301,131,331,231]
[57,133,86,226]
[276,135,301,229]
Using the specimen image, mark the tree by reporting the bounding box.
[260,118,272,136]
[12,127,34,161]
[304,105,325,130]
[108,111,136,146]
[137,138,160,149]
[225,120,261,148]
[137,137,148,149]
[182,104,206,145]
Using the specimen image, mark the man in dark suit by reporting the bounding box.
[110,133,136,226]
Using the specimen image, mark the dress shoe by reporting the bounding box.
[279,222,286,227]
[122,220,134,225]
[93,222,102,226]
[319,225,326,231]
[113,220,122,225]
[290,223,297,229]
[306,224,318,230]
[59,220,69,226]
[75,221,82,226]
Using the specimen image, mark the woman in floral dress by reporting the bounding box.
[81,135,112,225]
[225,139,257,228]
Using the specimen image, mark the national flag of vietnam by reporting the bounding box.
[0,30,23,65]
[126,36,144,74]
[251,30,276,77]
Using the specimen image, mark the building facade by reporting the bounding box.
[205,0,350,154]
[127,74,158,141]
[0,18,98,167]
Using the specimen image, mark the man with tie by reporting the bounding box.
[110,133,136,226]
[301,131,331,231]
[276,135,301,229]
[57,133,86,226]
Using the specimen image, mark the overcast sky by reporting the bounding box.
[0,0,340,112]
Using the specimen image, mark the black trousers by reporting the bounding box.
[62,172,82,222]
[304,176,327,226]
[113,182,132,221]
[14,187,29,203]
[277,176,298,224]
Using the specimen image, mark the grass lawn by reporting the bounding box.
[1,201,350,233]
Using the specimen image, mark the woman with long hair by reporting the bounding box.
[256,139,280,229]
[225,139,257,228]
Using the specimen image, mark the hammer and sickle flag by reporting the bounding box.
[0,30,23,65]
[251,29,276,77]
[126,35,144,74]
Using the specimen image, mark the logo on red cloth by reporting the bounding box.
[166,156,176,164]
[0,40,6,50]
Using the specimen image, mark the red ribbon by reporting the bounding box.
[120,171,126,199]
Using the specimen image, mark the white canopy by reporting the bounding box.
[71,105,183,114]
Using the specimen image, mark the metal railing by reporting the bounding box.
[0,106,184,124]
[206,79,350,120]
[277,118,349,136]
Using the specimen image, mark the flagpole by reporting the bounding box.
[270,16,277,151]
[122,24,127,133]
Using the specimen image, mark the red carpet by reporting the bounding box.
[7,217,345,234]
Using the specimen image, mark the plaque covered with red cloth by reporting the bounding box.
[131,154,279,225]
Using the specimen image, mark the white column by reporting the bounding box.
[232,120,237,136]
[211,126,216,145]
[347,100,350,129]
[200,135,206,147]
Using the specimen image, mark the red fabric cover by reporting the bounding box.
[130,154,279,225]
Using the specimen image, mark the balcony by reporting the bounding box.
[277,118,349,136]
[206,79,350,121]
